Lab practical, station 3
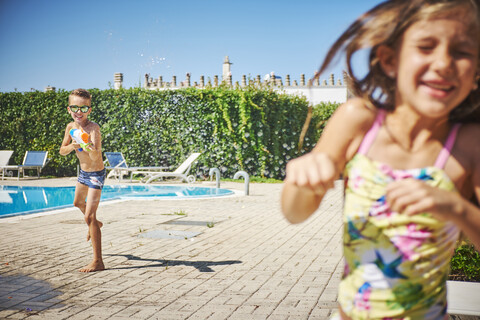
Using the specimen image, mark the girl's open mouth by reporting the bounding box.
[421,81,455,98]
[426,82,453,91]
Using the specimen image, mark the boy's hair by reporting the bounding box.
[315,0,480,122]
[69,88,91,104]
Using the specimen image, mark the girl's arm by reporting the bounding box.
[59,123,77,156]
[387,181,480,250]
[454,195,480,250]
[386,124,480,250]
[282,152,337,223]
[441,125,480,249]
[281,98,377,223]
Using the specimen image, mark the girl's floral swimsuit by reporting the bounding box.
[338,110,461,319]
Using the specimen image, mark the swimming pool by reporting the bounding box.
[0,185,235,218]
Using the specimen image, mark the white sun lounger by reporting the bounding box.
[144,153,201,184]
[0,150,14,180]
[104,152,168,182]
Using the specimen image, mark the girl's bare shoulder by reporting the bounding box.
[330,97,379,135]
[315,97,380,160]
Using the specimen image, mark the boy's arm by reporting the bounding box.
[85,124,103,162]
[59,123,77,156]
[281,98,377,223]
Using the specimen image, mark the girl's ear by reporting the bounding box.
[376,45,398,79]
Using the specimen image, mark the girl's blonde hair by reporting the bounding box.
[316,0,480,122]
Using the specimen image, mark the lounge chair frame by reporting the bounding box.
[144,153,201,184]
[1,151,49,180]
[104,152,168,182]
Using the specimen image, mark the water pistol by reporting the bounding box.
[69,128,92,152]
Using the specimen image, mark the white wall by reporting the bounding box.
[140,72,351,105]
[277,86,349,105]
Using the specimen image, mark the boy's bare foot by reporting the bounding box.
[79,260,105,272]
[86,220,103,241]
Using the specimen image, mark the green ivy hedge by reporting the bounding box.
[0,87,337,180]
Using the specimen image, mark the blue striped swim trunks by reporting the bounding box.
[78,168,106,190]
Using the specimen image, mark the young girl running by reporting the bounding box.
[281,1,480,319]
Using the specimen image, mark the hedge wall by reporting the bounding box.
[0,87,338,180]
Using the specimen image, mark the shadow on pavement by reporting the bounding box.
[105,254,242,272]
[0,274,64,312]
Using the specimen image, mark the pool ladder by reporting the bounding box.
[209,168,249,196]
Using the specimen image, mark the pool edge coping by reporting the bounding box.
[0,185,244,224]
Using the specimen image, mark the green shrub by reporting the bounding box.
[450,243,480,282]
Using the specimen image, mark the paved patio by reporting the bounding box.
[1,178,478,320]
[0,178,344,319]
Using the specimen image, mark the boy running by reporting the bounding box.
[60,88,105,272]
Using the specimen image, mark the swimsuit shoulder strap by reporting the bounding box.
[434,123,461,169]
[357,109,386,155]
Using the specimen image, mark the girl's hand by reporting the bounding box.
[386,179,464,221]
[284,152,338,195]
[72,142,81,150]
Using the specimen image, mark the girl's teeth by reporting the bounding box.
[428,83,451,90]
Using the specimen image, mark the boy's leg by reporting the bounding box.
[79,187,105,272]
[73,182,102,241]
[73,182,88,213]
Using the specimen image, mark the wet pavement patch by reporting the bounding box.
[0,274,64,311]
[162,220,220,226]
[60,220,84,224]
[138,230,202,239]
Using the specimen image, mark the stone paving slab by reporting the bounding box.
[0,178,344,319]
[1,178,476,319]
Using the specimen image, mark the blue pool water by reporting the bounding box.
[0,185,234,218]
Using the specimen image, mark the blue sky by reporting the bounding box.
[0,0,383,92]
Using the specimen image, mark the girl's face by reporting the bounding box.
[393,15,479,119]
[68,95,91,124]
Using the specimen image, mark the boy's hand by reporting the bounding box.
[84,143,95,152]
[284,152,337,195]
[386,179,464,221]
[71,142,94,152]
